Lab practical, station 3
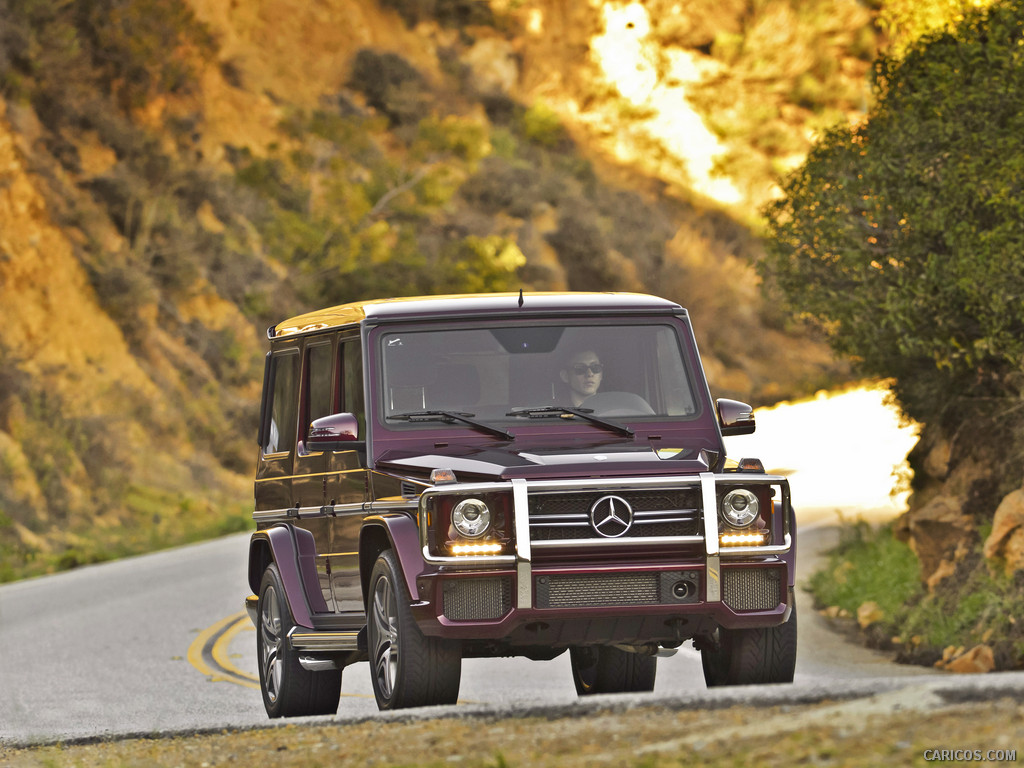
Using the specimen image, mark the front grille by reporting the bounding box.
[529,489,700,541]
[442,577,511,621]
[722,567,782,611]
[534,570,700,609]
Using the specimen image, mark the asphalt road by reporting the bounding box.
[4,509,989,747]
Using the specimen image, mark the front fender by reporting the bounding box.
[248,525,328,628]
[359,513,425,605]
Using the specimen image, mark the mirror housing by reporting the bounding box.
[716,398,756,436]
[307,413,360,451]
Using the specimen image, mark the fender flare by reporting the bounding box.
[359,513,425,605]
[248,525,328,628]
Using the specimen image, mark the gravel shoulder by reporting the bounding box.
[4,688,1023,767]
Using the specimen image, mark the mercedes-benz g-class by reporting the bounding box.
[245,292,796,716]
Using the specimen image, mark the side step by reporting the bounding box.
[288,627,363,652]
[289,626,366,672]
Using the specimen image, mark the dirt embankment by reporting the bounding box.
[4,693,1023,767]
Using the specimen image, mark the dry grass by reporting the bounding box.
[4,696,1023,767]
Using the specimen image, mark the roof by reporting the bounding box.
[271,292,685,339]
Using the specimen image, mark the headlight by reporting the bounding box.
[721,489,759,528]
[451,498,491,538]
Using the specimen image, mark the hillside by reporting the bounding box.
[0,0,875,577]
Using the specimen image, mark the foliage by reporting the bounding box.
[348,49,432,127]
[680,0,878,203]
[0,0,214,113]
[519,102,568,148]
[380,0,495,29]
[760,0,1024,432]
[808,518,1024,669]
[878,0,1000,57]
[73,0,217,109]
[0,0,857,583]
[808,519,922,619]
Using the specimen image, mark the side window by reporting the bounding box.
[656,327,696,416]
[264,351,299,455]
[305,341,334,438]
[341,338,365,436]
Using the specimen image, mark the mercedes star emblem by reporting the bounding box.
[589,495,634,538]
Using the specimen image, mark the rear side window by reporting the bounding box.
[263,351,299,455]
[306,342,334,436]
[341,338,365,435]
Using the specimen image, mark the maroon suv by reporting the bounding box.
[245,292,796,716]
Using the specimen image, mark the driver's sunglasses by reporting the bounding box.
[572,363,604,376]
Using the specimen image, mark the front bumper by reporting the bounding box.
[415,472,793,643]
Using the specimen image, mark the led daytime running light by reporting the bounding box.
[720,531,767,546]
[450,541,504,556]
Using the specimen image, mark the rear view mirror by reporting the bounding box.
[716,399,756,436]
[307,413,360,451]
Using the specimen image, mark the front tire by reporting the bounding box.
[569,645,657,695]
[257,562,341,718]
[701,602,798,687]
[367,549,461,710]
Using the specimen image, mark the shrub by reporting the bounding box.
[348,49,431,127]
[761,0,1024,434]
[380,0,494,29]
[519,102,568,148]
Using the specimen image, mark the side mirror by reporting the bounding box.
[307,413,360,451]
[716,398,756,436]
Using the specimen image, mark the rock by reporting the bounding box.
[926,559,957,591]
[895,495,974,589]
[463,37,519,96]
[983,488,1024,575]
[942,644,995,674]
[922,437,952,480]
[857,601,884,629]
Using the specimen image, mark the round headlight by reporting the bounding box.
[721,489,759,528]
[451,498,491,538]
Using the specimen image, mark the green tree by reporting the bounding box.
[761,0,1024,436]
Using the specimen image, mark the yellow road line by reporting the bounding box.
[188,611,260,690]
[190,613,439,703]
[212,614,259,686]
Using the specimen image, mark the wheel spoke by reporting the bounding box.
[372,576,398,698]
[264,646,281,701]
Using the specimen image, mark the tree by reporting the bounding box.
[761,0,1024,437]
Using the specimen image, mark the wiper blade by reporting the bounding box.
[390,410,515,440]
[505,406,634,437]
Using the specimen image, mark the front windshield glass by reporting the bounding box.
[379,322,698,426]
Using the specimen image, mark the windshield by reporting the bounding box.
[379,322,699,427]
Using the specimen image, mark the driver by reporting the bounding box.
[560,350,603,407]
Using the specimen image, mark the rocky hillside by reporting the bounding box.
[0,0,877,577]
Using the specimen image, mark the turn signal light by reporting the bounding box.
[431,468,458,484]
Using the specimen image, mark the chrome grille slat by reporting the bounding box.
[528,488,701,541]
[633,509,698,519]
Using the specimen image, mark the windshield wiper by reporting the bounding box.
[390,410,515,440]
[504,406,634,437]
